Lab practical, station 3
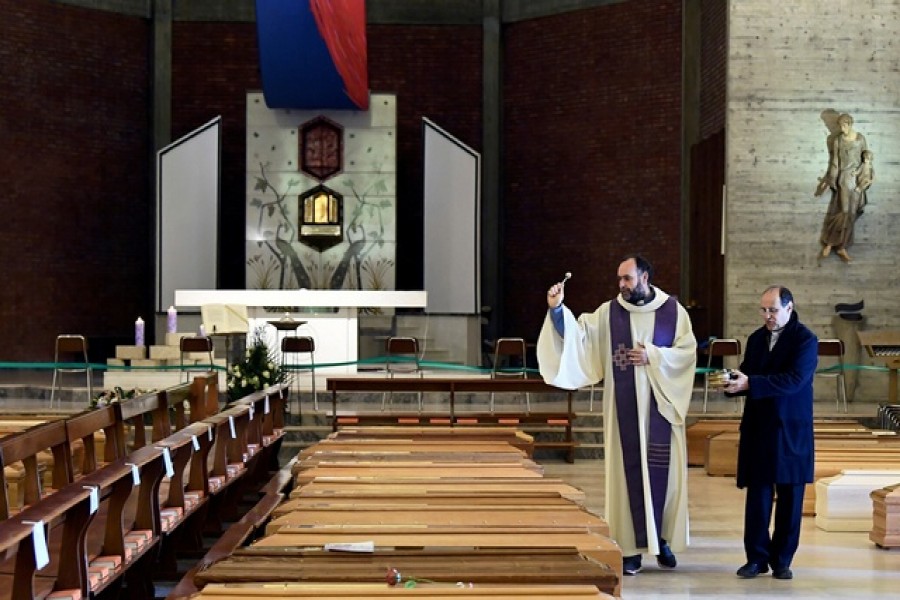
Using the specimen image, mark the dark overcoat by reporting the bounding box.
[734,311,818,488]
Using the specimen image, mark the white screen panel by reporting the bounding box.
[156,117,221,312]
[422,118,480,314]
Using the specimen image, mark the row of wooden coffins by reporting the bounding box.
[686,418,900,547]
[177,426,622,599]
[0,372,289,599]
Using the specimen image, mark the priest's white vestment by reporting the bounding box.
[537,286,696,556]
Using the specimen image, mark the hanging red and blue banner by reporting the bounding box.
[256,0,369,110]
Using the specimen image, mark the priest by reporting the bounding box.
[537,254,697,576]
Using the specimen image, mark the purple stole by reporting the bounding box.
[609,296,677,549]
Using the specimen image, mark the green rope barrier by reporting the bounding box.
[0,360,890,376]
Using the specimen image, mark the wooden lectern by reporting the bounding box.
[857,330,900,403]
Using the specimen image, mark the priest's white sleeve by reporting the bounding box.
[537,305,604,390]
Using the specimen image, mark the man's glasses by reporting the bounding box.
[759,307,781,315]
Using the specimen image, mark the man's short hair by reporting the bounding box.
[622,254,654,282]
[764,285,794,307]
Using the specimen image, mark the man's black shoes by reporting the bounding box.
[772,567,793,580]
[656,541,677,569]
[736,562,769,578]
[623,543,676,576]
[623,555,642,575]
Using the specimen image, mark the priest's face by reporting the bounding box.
[759,288,792,331]
[618,259,650,303]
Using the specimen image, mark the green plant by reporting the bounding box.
[226,327,285,399]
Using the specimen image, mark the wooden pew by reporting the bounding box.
[0,484,95,600]
[78,446,167,599]
[256,385,289,474]
[227,390,272,488]
[187,371,221,423]
[167,463,298,600]
[0,379,285,600]
[201,404,253,532]
[64,405,126,477]
[0,421,74,520]
[0,443,167,600]
[116,390,172,451]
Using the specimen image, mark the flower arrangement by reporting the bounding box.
[226,326,285,399]
[90,386,153,409]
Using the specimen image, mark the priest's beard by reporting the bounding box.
[622,282,652,305]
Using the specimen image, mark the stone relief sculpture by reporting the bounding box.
[815,112,871,263]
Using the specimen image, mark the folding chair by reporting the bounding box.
[703,338,742,412]
[382,337,423,411]
[281,335,317,410]
[180,336,214,382]
[817,339,848,412]
[50,334,92,407]
[490,337,530,413]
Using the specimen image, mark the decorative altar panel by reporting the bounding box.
[245,92,397,295]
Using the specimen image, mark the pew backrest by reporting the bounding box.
[0,420,74,519]
[65,405,125,476]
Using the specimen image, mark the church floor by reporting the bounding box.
[543,459,900,599]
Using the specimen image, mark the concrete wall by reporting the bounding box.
[726,0,900,401]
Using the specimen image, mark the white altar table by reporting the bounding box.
[174,290,428,374]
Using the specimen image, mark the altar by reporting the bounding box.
[174,290,428,374]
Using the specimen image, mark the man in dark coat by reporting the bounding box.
[724,285,817,581]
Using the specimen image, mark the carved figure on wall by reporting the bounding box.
[815,113,870,263]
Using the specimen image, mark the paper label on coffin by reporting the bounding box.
[324,540,375,553]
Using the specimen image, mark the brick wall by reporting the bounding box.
[0,0,150,361]
[503,0,683,338]
[699,0,726,139]
[367,24,484,289]
[171,21,262,291]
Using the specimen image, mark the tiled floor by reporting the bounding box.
[543,460,900,599]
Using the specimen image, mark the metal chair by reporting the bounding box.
[180,335,215,382]
[382,336,423,411]
[281,335,317,410]
[817,339,848,413]
[50,334,92,407]
[703,338,742,412]
[490,337,530,413]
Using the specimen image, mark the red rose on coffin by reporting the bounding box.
[385,567,402,586]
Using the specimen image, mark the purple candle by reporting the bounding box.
[167,306,178,333]
[135,317,145,346]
